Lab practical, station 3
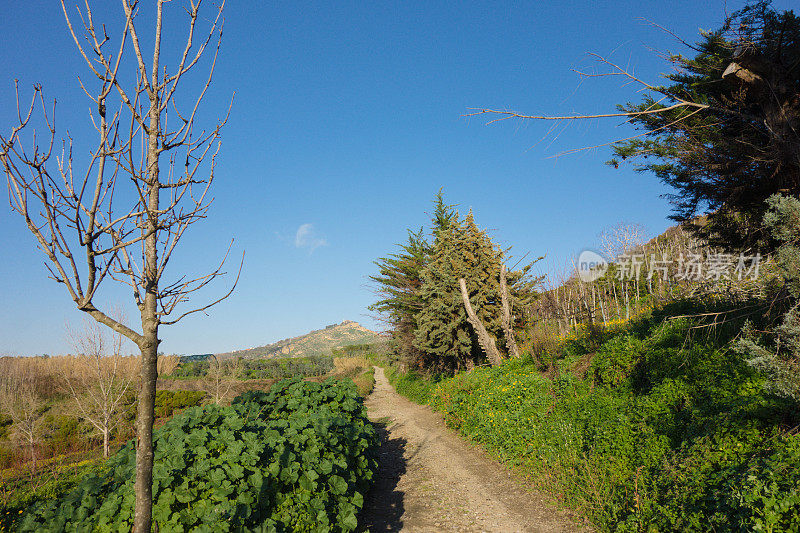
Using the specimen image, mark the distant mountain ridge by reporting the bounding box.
[215,320,382,360]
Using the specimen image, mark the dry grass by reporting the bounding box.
[0,354,181,399]
[331,357,375,396]
[155,377,275,396]
[332,356,370,377]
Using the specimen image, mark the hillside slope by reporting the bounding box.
[216,320,382,360]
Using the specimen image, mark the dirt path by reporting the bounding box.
[358,366,587,533]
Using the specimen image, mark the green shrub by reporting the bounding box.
[170,360,209,378]
[153,390,207,418]
[0,415,11,441]
[591,334,644,387]
[394,301,800,532]
[385,367,439,404]
[240,356,335,380]
[19,378,378,532]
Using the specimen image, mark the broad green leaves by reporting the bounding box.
[19,378,378,532]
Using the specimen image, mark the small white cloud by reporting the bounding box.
[294,223,327,253]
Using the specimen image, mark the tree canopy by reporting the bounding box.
[610,1,800,251]
[371,192,541,372]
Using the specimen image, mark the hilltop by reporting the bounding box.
[214,320,383,360]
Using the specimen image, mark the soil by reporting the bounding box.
[357,366,590,533]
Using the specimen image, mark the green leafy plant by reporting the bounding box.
[17,378,378,532]
[388,300,800,532]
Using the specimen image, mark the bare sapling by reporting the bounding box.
[0,1,239,530]
[66,318,138,458]
[205,354,240,405]
[0,362,45,471]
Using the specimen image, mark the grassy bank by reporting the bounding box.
[385,300,800,532]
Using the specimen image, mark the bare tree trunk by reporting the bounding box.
[28,436,37,472]
[599,289,607,324]
[135,335,158,533]
[499,265,520,358]
[624,281,630,321]
[458,278,502,367]
[133,41,163,529]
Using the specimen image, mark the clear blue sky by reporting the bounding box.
[1,1,791,356]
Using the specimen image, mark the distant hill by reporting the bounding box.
[215,321,383,360]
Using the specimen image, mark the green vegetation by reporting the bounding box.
[386,301,800,532]
[385,367,438,405]
[153,390,207,418]
[169,359,210,378]
[1,459,104,532]
[371,191,540,372]
[15,378,378,532]
[240,357,335,380]
[171,355,336,380]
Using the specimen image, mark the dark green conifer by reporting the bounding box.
[609,2,800,251]
[414,209,508,371]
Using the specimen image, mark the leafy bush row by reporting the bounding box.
[240,356,334,380]
[171,356,335,380]
[18,378,379,532]
[153,390,207,418]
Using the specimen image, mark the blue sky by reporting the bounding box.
[1,1,793,356]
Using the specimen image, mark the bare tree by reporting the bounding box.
[0,2,238,530]
[204,354,240,404]
[66,318,138,458]
[0,363,45,471]
[599,223,648,262]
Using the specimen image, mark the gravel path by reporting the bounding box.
[357,366,587,533]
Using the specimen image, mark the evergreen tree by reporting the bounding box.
[368,228,429,365]
[610,2,800,251]
[368,191,457,367]
[371,192,540,372]
[414,210,508,371]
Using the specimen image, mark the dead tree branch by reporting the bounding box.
[459,278,502,367]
